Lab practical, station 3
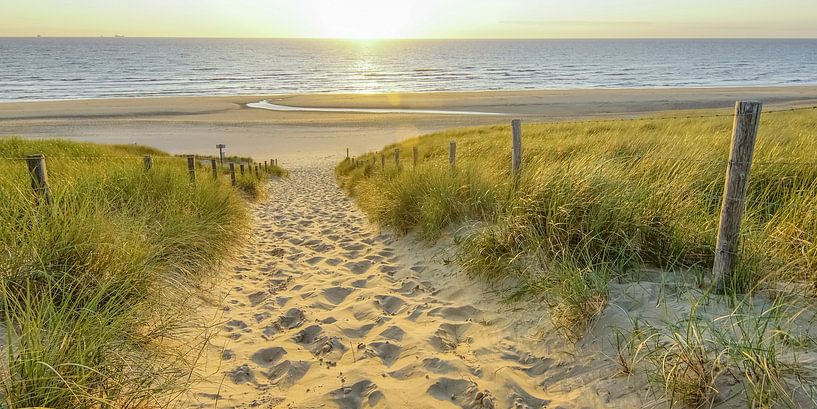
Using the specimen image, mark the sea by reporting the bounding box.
[1,38,816,101]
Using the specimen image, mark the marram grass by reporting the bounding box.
[336,109,817,407]
[0,138,279,408]
[338,109,817,295]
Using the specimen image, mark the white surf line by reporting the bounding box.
[247,100,505,116]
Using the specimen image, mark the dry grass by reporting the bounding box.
[0,138,283,408]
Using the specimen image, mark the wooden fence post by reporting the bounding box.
[413,146,418,168]
[346,148,350,160]
[713,101,762,292]
[449,140,456,173]
[255,164,259,177]
[264,160,268,172]
[186,155,196,183]
[210,158,218,179]
[26,154,52,205]
[381,151,385,170]
[143,155,153,171]
[512,119,522,178]
[216,144,226,164]
[395,148,401,172]
[229,162,236,186]
[240,163,245,175]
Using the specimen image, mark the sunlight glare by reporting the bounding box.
[308,0,416,39]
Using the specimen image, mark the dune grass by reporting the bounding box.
[0,138,280,408]
[336,108,817,406]
[338,108,817,296]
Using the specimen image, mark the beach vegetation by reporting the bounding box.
[336,108,817,406]
[0,138,278,408]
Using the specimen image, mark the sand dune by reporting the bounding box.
[185,162,654,408]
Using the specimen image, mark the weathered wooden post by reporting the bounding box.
[229,162,236,186]
[210,158,218,179]
[143,154,153,171]
[449,140,456,173]
[512,119,522,179]
[240,163,245,175]
[264,160,268,172]
[413,146,419,168]
[381,151,385,170]
[346,148,350,160]
[255,164,259,177]
[713,101,762,292]
[395,148,401,173]
[26,154,52,205]
[274,159,278,166]
[216,144,226,164]
[186,155,196,183]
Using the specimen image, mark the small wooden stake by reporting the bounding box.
[186,155,196,183]
[713,101,762,292]
[264,160,268,172]
[449,140,456,173]
[381,151,385,170]
[413,146,419,168]
[229,162,236,186]
[216,144,226,164]
[240,163,245,175]
[26,154,51,205]
[346,148,350,159]
[210,158,218,179]
[143,155,153,171]
[512,119,522,178]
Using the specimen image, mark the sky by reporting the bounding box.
[3,0,817,39]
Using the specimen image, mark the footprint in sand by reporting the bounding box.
[329,380,384,409]
[187,164,574,409]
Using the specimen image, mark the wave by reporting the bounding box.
[246,100,504,116]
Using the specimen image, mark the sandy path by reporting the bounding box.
[185,161,645,409]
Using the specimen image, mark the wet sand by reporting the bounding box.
[2,87,817,160]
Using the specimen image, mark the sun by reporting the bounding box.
[308,0,416,39]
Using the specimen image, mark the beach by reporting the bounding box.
[4,87,817,407]
[2,87,817,160]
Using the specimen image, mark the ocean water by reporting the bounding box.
[1,38,816,101]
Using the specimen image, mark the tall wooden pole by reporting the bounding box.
[186,155,196,183]
[714,101,762,292]
[449,141,456,174]
[512,119,522,178]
